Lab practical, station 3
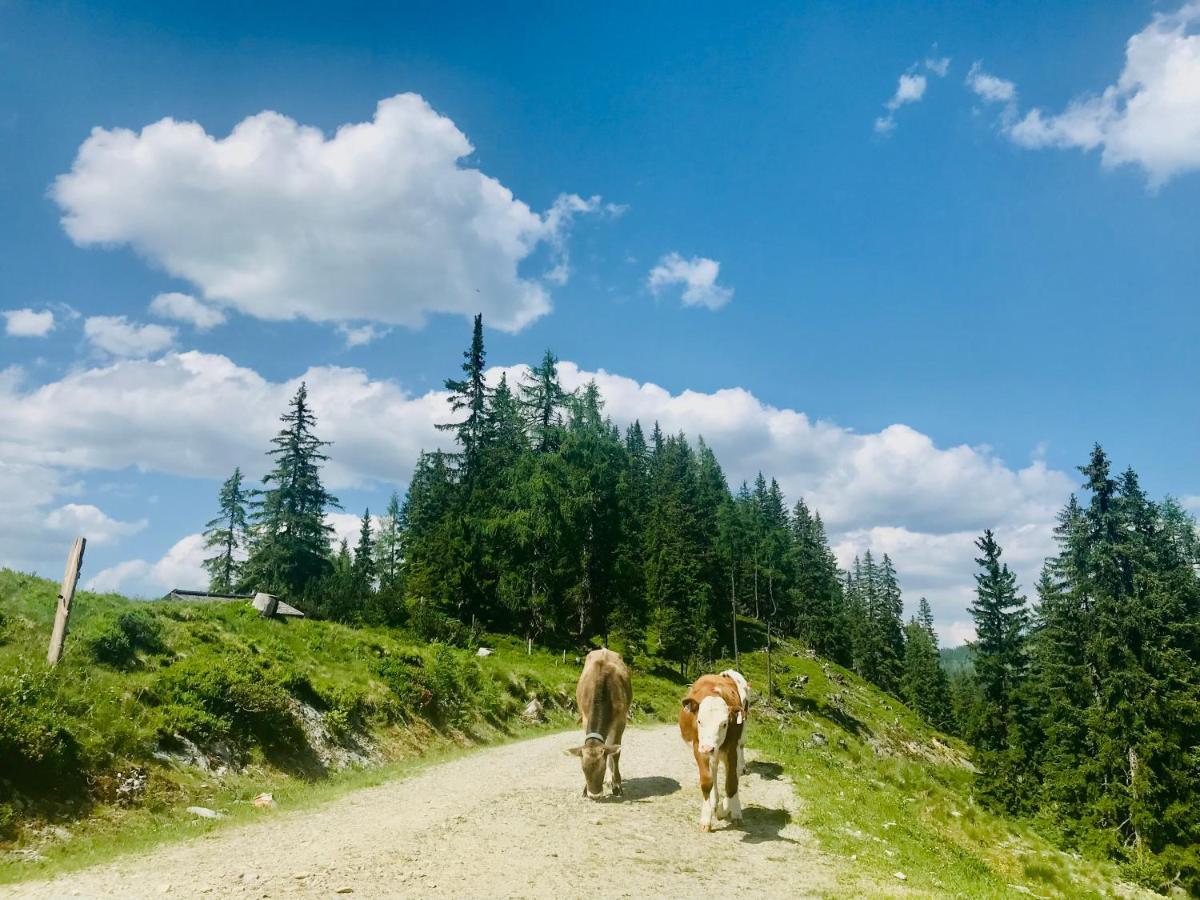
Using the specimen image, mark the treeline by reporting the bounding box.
[958,447,1200,887]
[200,316,948,704]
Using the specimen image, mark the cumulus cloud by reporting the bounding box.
[647,253,733,310]
[4,308,55,337]
[978,4,1200,188]
[0,351,1076,643]
[966,62,1018,106]
[149,292,227,330]
[86,533,207,597]
[84,316,176,358]
[337,323,390,348]
[53,94,606,333]
[0,457,145,575]
[875,54,951,134]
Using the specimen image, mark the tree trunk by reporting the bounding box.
[730,569,739,666]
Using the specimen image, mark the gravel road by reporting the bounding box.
[3,724,856,899]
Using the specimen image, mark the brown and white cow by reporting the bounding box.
[679,673,745,831]
[719,668,752,775]
[569,648,632,799]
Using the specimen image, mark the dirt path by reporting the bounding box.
[3,725,858,899]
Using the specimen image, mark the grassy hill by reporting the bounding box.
[0,570,1144,896]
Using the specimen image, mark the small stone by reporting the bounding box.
[253,792,276,809]
[336,889,354,894]
[186,806,222,819]
[893,871,907,881]
[810,732,828,746]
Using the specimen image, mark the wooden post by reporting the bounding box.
[47,537,86,666]
[527,636,532,656]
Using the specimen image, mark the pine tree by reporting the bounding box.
[202,467,249,594]
[969,529,1030,810]
[353,509,376,590]
[902,599,953,731]
[520,350,566,454]
[437,313,489,471]
[374,492,403,591]
[241,384,340,596]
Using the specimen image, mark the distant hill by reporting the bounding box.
[939,643,974,675]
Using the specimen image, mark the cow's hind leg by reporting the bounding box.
[724,744,743,824]
[737,734,747,776]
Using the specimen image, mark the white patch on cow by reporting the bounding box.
[720,670,751,775]
[728,791,743,823]
[695,695,730,754]
[700,753,720,831]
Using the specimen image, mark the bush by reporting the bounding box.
[148,653,303,756]
[0,671,85,800]
[408,599,478,648]
[87,609,167,668]
[375,654,433,719]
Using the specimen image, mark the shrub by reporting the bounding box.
[0,671,84,799]
[86,609,166,668]
[408,599,478,648]
[375,654,433,719]
[148,653,303,755]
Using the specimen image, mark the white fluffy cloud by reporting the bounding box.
[84,316,176,357]
[87,533,206,597]
[0,456,145,575]
[0,352,1077,643]
[985,4,1200,188]
[149,292,227,330]
[4,308,55,337]
[875,55,951,134]
[966,62,1017,106]
[337,323,390,348]
[647,253,733,310]
[53,94,604,333]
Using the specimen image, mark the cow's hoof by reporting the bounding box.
[699,822,712,833]
[611,784,622,797]
[731,814,744,825]
[715,804,730,821]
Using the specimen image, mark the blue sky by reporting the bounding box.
[2,0,1198,643]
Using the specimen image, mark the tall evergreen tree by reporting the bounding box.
[437,313,489,470]
[520,350,566,453]
[202,467,249,594]
[969,529,1030,810]
[241,384,339,596]
[374,492,403,591]
[353,509,376,590]
[902,599,954,732]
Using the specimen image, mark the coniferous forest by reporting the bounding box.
[201,316,1200,885]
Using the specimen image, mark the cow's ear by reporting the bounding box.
[681,698,698,714]
[603,743,622,756]
[734,710,745,725]
[567,745,584,756]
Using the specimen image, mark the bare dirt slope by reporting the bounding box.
[3,724,875,899]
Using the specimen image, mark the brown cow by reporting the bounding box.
[569,648,631,799]
[679,673,745,831]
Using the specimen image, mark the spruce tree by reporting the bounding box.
[969,529,1030,809]
[374,492,403,591]
[902,600,954,732]
[520,350,566,453]
[241,384,339,596]
[202,467,249,594]
[353,508,376,590]
[437,313,489,470]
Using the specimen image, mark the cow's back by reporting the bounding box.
[577,648,631,731]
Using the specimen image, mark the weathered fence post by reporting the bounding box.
[47,537,86,666]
